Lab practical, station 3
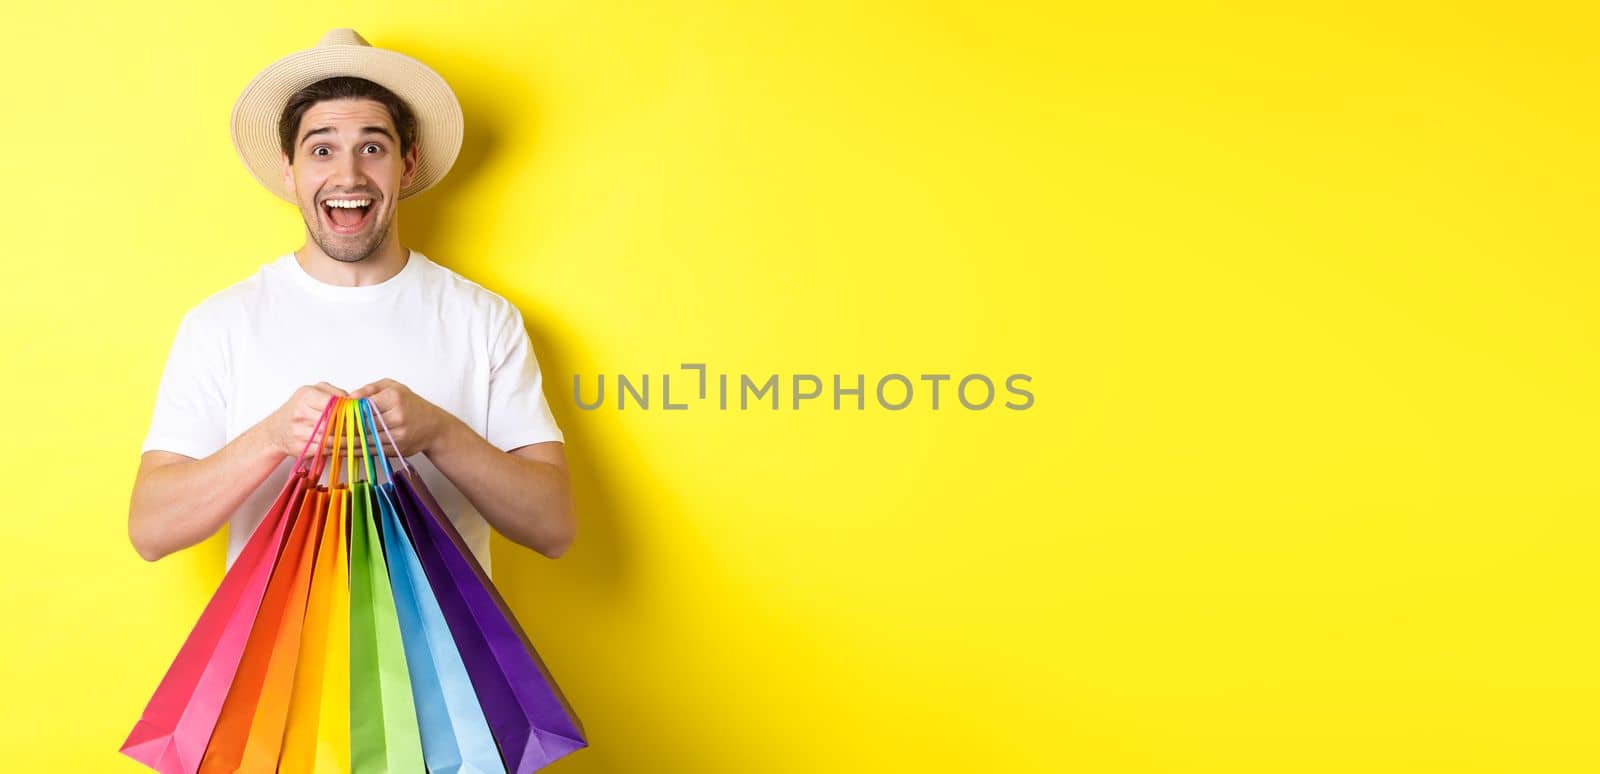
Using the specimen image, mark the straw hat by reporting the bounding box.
[230,28,463,203]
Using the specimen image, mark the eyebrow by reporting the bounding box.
[299,125,397,146]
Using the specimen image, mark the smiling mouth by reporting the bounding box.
[321,197,376,234]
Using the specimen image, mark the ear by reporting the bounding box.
[399,143,419,189]
[280,151,294,192]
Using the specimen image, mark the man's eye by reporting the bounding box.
[364,144,382,154]
[313,147,330,156]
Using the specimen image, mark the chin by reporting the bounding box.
[315,233,384,263]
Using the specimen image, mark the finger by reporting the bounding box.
[363,388,400,413]
[358,378,402,399]
[289,433,340,457]
[299,407,338,434]
[314,382,347,396]
[304,387,344,412]
[351,382,392,401]
[302,396,342,423]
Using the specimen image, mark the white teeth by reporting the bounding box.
[325,199,372,208]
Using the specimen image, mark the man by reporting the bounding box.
[128,29,575,575]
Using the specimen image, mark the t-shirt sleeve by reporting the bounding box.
[140,309,229,459]
[484,303,565,451]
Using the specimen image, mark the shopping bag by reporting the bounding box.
[199,402,348,772]
[280,401,357,773]
[349,404,426,773]
[121,396,339,774]
[369,405,588,771]
[355,399,506,772]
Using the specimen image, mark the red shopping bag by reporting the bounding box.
[121,397,340,774]
[199,400,350,772]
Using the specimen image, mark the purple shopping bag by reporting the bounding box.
[364,405,587,772]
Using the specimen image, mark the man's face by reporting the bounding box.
[281,98,417,263]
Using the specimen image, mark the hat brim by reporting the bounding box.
[230,44,463,204]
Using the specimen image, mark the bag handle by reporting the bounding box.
[344,397,361,486]
[356,399,396,482]
[353,396,377,485]
[298,395,341,479]
[325,397,350,487]
[359,397,408,481]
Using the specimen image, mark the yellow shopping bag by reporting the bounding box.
[280,399,355,773]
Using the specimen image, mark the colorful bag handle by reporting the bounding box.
[353,396,379,487]
[360,397,407,481]
[349,396,371,488]
[335,396,359,490]
[313,395,349,488]
[325,397,349,489]
[294,395,341,478]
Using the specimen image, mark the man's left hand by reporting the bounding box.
[349,378,457,457]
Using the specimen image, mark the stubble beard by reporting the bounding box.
[303,202,393,264]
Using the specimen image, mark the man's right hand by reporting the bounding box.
[264,382,348,458]
[131,382,356,562]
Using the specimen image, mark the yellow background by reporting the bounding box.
[2,1,1596,771]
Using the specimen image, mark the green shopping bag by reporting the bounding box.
[347,399,425,773]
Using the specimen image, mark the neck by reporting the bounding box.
[293,228,409,287]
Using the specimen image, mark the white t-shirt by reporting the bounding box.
[140,249,565,576]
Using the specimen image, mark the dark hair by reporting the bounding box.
[278,76,419,160]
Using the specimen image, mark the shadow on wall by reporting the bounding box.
[386,38,653,772]
[385,40,640,596]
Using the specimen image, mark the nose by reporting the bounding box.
[330,150,366,188]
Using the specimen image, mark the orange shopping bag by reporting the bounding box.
[280,398,356,773]
[198,400,345,772]
[120,397,338,774]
